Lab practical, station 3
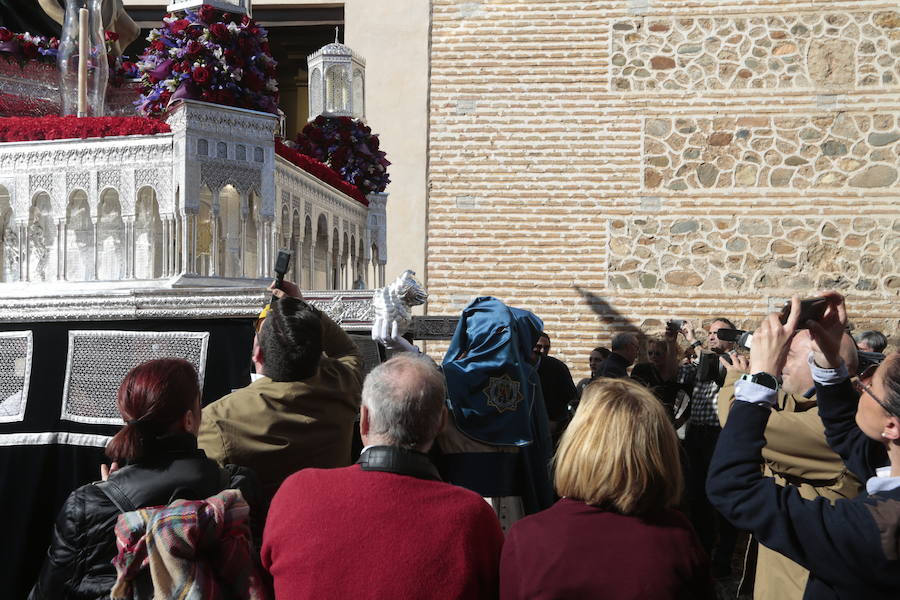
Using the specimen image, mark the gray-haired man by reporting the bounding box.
[594,332,639,379]
[262,354,504,598]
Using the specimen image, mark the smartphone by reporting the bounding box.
[780,297,827,329]
[666,319,685,332]
[271,249,292,303]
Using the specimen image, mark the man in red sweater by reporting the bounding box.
[261,353,505,600]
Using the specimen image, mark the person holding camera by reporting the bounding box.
[631,327,683,421]
[707,293,900,598]
[716,328,861,600]
[676,318,738,577]
[198,280,364,503]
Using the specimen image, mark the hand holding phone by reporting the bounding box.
[271,249,293,304]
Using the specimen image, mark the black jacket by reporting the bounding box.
[594,352,631,379]
[707,379,899,599]
[28,433,260,600]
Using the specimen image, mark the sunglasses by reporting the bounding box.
[853,364,897,417]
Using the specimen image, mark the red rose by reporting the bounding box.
[191,65,211,85]
[21,42,38,59]
[169,19,190,34]
[104,31,119,42]
[237,35,253,52]
[151,39,165,52]
[209,23,229,40]
[242,71,263,91]
[186,40,202,55]
[0,28,13,42]
[197,5,218,23]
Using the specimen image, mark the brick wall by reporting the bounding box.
[426,0,900,378]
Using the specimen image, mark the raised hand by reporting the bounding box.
[749,296,801,376]
[807,291,847,369]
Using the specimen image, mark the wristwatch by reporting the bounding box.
[741,372,781,392]
[690,340,702,349]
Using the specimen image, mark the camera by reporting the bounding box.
[715,328,753,350]
[666,319,685,333]
[858,351,886,375]
[698,351,731,386]
[780,297,828,330]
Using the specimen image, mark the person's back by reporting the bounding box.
[199,287,363,501]
[500,378,713,600]
[29,360,261,600]
[262,353,504,600]
[264,461,502,599]
[503,499,708,600]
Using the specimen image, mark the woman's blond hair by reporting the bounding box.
[554,378,683,515]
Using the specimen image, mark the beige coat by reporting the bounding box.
[717,370,862,600]
[198,313,363,502]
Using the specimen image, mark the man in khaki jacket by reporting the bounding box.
[198,282,363,502]
[717,330,860,599]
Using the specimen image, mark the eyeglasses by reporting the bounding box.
[853,364,896,416]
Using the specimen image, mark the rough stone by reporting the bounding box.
[634,68,650,78]
[737,69,753,78]
[647,156,669,167]
[784,156,808,166]
[678,44,702,54]
[844,234,865,248]
[708,132,733,146]
[668,180,688,191]
[691,242,713,255]
[611,219,626,230]
[697,163,719,187]
[649,22,669,33]
[852,217,876,232]
[639,272,658,288]
[610,274,632,288]
[610,236,631,255]
[856,279,877,291]
[886,276,900,290]
[664,270,704,286]
[790,24,809,36]
[671,220,700,234]
[870,149,892,162]
[875,11,900,29]
[726,237,748,251]
[611,54,627,67]
[684,148,701,159]
[821,223,841,239]
[644,169,663,188]
[773,43,797,56]
[651,56,676,70]
[776,259,797,269]
[821,140,848,156]
[612,22,634,31]
[868,132,900,146]
[840,158,865,171]
[735,164,758,186]
[815,172,846,186]
[807,39,855,87]
[738,220,770,235]
[770,168,794,186]
[724,273,745,288]
[644,118,669,138]
[772,240,796,254]
[849,165,898,188]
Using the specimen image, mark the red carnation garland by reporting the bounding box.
[0,116,170,142]
[275,140,368,206]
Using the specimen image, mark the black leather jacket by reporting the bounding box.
[28,433,260,600]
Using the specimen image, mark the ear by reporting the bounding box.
[251,336,264,365]
[884,416,900,442]
[359,404,370,438]
[438,405,448,434]
[183,407,198,435]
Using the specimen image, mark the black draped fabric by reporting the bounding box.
[0,318,254,599]
[0,0,63,38]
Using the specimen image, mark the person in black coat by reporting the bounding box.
[707,292,900,599]
[595,332,639,379]
[28,358,262,600]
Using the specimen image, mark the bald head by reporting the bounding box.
[361,354,447,451]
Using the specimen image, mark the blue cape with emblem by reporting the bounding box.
[442,296,546,446]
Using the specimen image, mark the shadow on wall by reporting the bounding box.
[573,285,641,335]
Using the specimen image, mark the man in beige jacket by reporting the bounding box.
[717,330,860,599]
[198,282,363,502]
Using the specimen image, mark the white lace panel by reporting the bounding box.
[61,330,210,425]
[0,331,33,423]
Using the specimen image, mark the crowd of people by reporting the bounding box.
[25,280,899,600]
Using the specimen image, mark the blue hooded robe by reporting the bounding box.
[441,297,554,513]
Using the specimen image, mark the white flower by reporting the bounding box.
[165,78,179,92]
[212,47,224,59]
[148,29,160,41]
[231,68,243,81]
[168,48,179,58]
[266,78,278,92]
[227,22,240,33]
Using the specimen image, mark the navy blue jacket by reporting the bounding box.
[707,378,900,599]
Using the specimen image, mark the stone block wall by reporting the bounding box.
[426,0,899,376]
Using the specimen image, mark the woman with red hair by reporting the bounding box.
[29,358,262,600]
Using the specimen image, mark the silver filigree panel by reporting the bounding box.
[61,330,209,425]
[0,331,33,423]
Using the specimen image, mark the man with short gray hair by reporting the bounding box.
[262,354,505,599]
[594,332,639,379]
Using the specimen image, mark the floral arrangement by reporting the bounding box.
[136,4,278,117]
[294,115,390,196]
[0,116,170,142]
[0,92,56,117]
[276,140,368,206]
[104,32,139,86]
[0,28,60,65]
